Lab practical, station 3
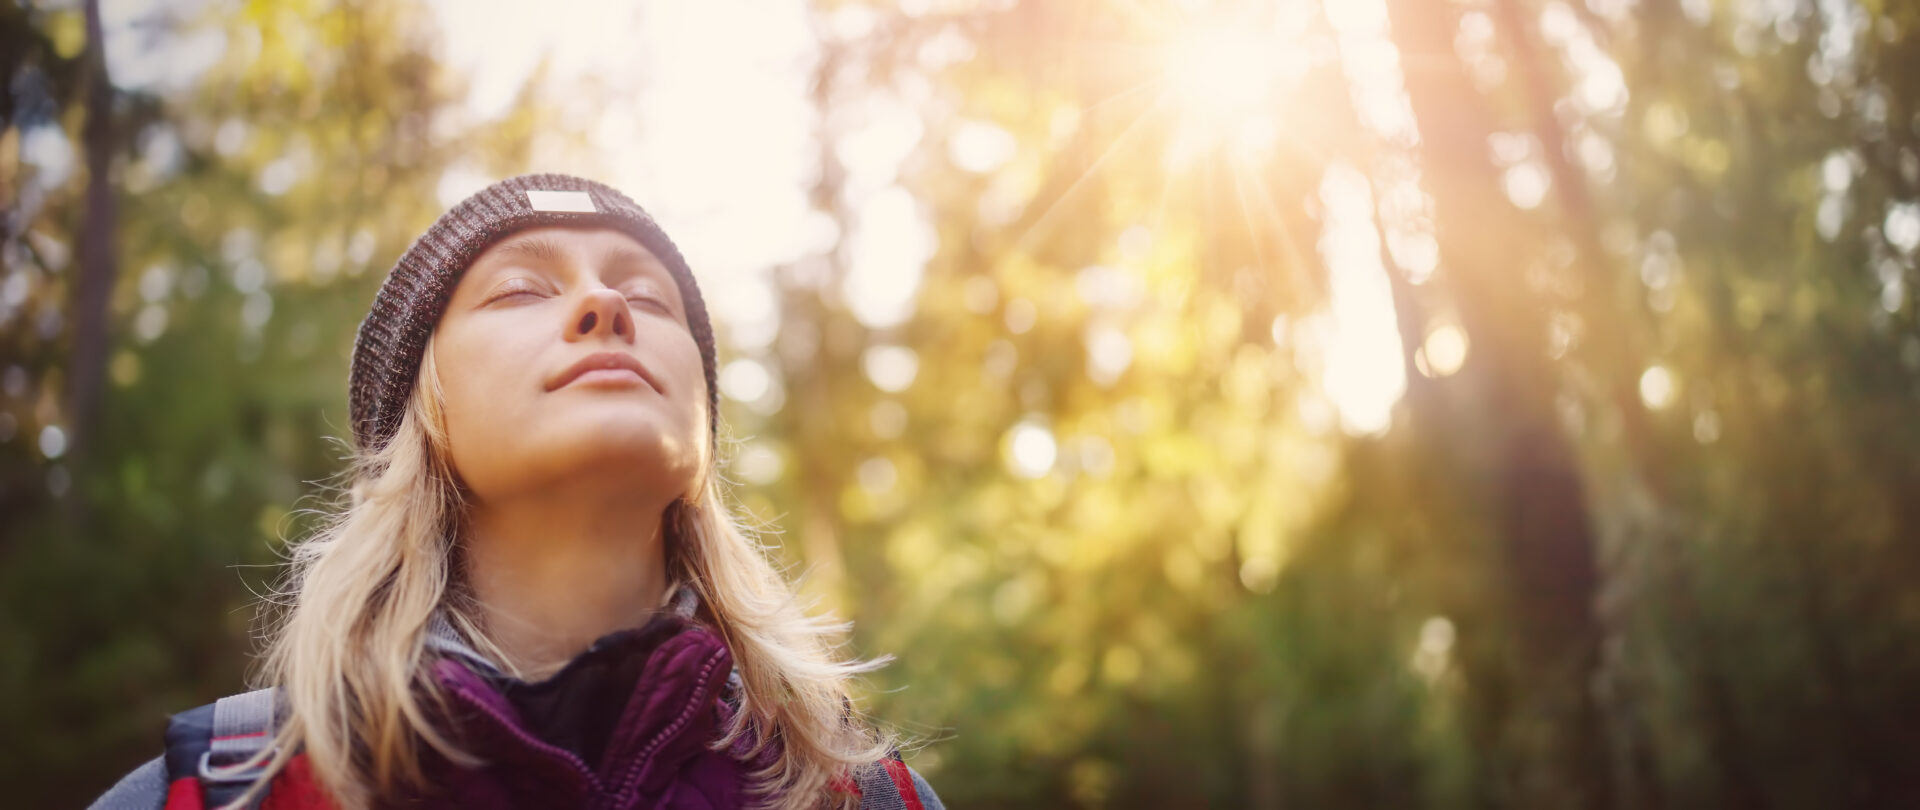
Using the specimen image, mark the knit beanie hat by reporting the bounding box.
[348,173,718,454]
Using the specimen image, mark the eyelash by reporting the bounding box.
[628,289,676,311]
[485,287,668,312]
[485,287,540,304]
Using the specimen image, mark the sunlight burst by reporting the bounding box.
[1159,23,1305,166]
[1164,27,1290,124]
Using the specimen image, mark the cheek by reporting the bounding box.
[435,334,484,421]
[432,324,528,464]
[663,333,710,428]
[669,338,713,484]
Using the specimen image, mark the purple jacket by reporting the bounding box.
[90,593,942,810]
[415,610,764,808]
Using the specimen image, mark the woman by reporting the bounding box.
[91,175,941,810]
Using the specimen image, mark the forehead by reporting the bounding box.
[466,226,663,274]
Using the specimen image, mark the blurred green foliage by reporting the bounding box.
[7,0,1920,808]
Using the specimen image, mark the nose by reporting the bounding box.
[566,287,633,343]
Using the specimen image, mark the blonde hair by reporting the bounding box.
[245,341,890,809]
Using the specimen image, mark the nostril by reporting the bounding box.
[578,311,598,333]
[613,311,630,337]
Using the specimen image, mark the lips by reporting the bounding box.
[547,351,660,393]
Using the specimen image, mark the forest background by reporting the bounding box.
[7,0,1920,807]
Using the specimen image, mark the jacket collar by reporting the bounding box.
[423,583,702,679]
[421,584,741,806]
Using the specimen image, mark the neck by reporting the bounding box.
[462,487,674,679]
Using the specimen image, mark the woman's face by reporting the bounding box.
[432,226,708,506]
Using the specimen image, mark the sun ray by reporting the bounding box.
[1008,92,1165,257]
[1230,150,1276,283]
[1247,157,1324,302]
[1266,121,1333,172]
[1080,79,1161,122]
[1105,0,1186,37]
[1151,144,1179,242]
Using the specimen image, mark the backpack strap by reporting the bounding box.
[163,687,281,810]
[851,751,945,810]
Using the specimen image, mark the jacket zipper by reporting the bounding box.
[445,678,604,795]
[444,645,728,809]
[605,645,730,805]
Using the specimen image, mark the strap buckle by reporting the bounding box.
[198,748,275,784]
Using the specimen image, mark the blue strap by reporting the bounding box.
[854,753,946,810]
[200,688,279,809]
[86,756,167,810]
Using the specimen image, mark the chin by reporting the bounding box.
[467,433,697,505]
[557,417,702,479]
[450,405,706,502]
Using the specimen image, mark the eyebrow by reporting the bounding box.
[603,244,664,275]
[476,234,671,295]
[490,235,566,266]
[489,236,661,272]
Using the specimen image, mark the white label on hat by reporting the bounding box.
[526,190,597,213]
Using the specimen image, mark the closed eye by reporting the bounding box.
[624,291,674,314]
[487,289,541,305]
[482,283,546,305]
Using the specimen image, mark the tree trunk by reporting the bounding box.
[1382,2,1614,807]
[67,0,118,495]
